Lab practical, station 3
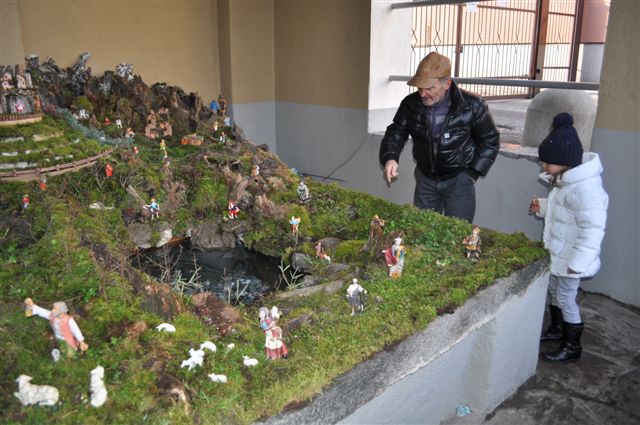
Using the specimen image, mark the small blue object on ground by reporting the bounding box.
[456,404,471,417]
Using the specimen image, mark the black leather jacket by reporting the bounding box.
[379,81,500,179]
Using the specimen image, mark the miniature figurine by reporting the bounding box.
[115,119,122,129]
[315,241,331,263]
[105,164,113,178]
[463,226,482,261]
[104,117,111,125]
[78,109,89,120]
[132,145,139,155]
[297,179,310,202]
[228,200,240,219]
[252,165,260,177]
[23,298,88,358]
[217,94,228,117]
[529,196,540,214]
[39,176,47,191]
[289,216,301,234]
[368,214,386,252]
[383,237,406,278]
[346,278,367,316]
[15,99,25,113]
[160,139,167,149]
[213,120,219,131]
[125,127,135,138]
[22,194,29,211]
[143,197,160,220]
[259,306,289,360]
[210,100,219,113]
[219,131,227,144]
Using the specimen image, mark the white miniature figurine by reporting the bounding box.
[14,375,59,406]
[155,323,176,333]
[208,373,228,383]
[115,119,123,129]
[90,366,108,407]
[242,356,258,367]
[200,341,217,353]
[180,348,205,371]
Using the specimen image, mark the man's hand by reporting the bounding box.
[384,160,399,184]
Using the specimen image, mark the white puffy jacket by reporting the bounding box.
[536,152,608,278]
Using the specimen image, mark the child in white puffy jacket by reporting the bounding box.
[529,112,608,363]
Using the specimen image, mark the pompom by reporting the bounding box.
[552,112,574,128]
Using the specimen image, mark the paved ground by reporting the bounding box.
[445,291,640,425]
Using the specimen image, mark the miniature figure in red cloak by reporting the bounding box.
[383,237,406,278]
[105,164,113,178]
[39,176,47,191]
[228,200,240,219]
[104,117,111,125]
[22,194,29,211]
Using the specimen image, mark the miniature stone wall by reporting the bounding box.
[257,259,549,425]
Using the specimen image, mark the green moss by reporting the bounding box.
[0,116,548,425]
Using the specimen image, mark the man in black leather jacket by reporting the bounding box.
[379,52,500,222]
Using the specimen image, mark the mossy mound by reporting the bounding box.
[0,113,546,424]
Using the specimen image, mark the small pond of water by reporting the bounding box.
[131,241,284,305]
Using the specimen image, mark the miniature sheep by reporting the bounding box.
[14,375,59,406]
[90,366,108,408]
[208,373,228,383]
[180,349,205,371]
[156,323,176,332]
[242,356,258,367]
[200,341,217,353]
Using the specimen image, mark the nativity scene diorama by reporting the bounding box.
[0,53,546,424]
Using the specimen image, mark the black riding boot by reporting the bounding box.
[542,321,583,362]
[540,305,563,342]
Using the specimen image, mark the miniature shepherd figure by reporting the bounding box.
[22,194,29,211]
[259,306,289,360]
[290,216,301,235]
[463,226,482,261]
[367,214,386,253]
[105,164,113,178]
[143,197,160,220]
[346,278,367,316]
[383,237,406,278]
[297,179,310,202]
[228,200,240,219]
[24,298,88,358]
[315,241,331,263]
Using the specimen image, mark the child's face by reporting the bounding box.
[541,162,569,176]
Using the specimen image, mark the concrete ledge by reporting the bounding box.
[257,259,550,425]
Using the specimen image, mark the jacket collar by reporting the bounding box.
[538,152,603,186]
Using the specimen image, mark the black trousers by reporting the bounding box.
[413,167,476,222]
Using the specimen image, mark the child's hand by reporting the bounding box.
[529,196,540,213]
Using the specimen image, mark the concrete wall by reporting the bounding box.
[584,0,640,306]
[259,260,549,425]
[0,0,221,104]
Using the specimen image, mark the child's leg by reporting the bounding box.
[547,274,560,306]
[555,276,581,323]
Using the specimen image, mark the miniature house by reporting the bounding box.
[0,63,43,126]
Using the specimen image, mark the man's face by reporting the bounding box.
[418,78,451,107]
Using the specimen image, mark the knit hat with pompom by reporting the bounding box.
[538,113,583,167]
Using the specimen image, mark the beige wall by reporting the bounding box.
[218,0,275,104]
[1,0,221,103]
[595,0,640,132]
[274,0,370,109]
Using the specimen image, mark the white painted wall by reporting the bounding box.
[368,1,412,133]
[229,102,277,153]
